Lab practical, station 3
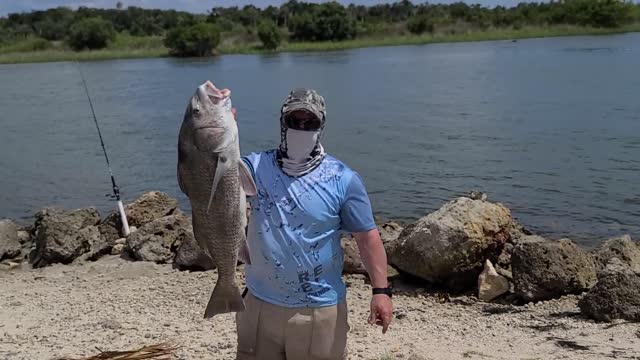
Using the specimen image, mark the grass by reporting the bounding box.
[378,352,396,360]
[0,48,168,64]
[1,23,639,65]
[0,36,53,54]
[222,23,640,54]
[0,33,168,64]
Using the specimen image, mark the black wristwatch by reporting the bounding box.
[372,287,393,298]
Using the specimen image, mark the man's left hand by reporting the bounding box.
[368,294,393,334]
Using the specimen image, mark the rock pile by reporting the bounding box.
[2,190,638,323]
[0,191,211,270]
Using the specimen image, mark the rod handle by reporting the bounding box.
[117,200,130,237]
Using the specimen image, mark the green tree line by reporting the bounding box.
[1,0,638,56]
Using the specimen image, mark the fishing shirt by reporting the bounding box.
[241,150,376,308]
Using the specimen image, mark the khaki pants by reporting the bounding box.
[235,291,350,360]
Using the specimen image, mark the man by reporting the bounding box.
[236,88,392,360]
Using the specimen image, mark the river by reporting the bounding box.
[1,33,639,247]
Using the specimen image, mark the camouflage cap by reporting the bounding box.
[280,88,326,123]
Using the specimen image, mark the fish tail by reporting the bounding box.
[203,281,245,318]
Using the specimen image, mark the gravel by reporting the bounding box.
[1,256,638,360]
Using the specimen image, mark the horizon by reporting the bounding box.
[1,0,540,17]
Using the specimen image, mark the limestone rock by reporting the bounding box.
[111,243,125,255]
[126,210,190,263]
[342,235,365,275]
[512,238,597,302]
[174,223,214,271]
[592,235,640,277]
[0,219,20,261]
[31,208,101,267]
[478,260,510,302]
[379,221,404,248]
[100,191,178,245]
[579,272,640,322]
[388,197,516,290]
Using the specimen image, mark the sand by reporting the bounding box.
[1,256,638,360]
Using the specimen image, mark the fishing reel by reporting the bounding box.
[104,185,122,201]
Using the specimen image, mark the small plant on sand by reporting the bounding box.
[379,352,396,360]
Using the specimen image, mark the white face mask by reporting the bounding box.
[285,129,320,161]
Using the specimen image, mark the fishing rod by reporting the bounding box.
[76,60,130,237]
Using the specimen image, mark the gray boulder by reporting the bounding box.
[388,197,516,290]
[512,237,597,302]
[126,210,190,263]
[592,235,640,276]
[99,191,178,255]
[579,271,640,322]
[174,222,214,271]
[0,219,21,261]
[379,221,404,247]
[31,208,101,267]
[341,221,404,275]
[16,226,31,245]
[341,235,366,275]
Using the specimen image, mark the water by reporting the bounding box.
[1,33,639,247]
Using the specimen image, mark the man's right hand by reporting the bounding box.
[369,294,393,334]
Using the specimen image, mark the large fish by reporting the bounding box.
[177,81,256,318]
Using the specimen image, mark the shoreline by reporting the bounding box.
[1,257,638,360]
[1,191,638,359]
[1,25,639,65]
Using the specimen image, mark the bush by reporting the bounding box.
[561,0,635,27]
[68,17,116,50]
[257,20,281,49]
[38,19,69,41]
[289,12,317,41]
[288,3,356,41]
[407,16,435,34]
[0,37,51,54]
[585,0,635,27]
[314,2,356,41]
[164,23,221,57]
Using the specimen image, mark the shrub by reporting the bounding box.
[164,23,221,57]
[257,20,281,49]
[68,17,116,50]
[288,3,356,41]
[0,37,51,54]
[407,16,435,34]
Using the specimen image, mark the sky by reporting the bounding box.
[0,0,527,17]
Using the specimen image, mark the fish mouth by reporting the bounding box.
[198,81,231,105]
[194,125,225,131]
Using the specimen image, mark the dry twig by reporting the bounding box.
[60,342,180,360]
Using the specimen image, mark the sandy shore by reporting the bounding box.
[1,256,638,360]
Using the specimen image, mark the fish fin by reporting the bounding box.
[177,143,189,195]
[206,155,231,214]
[177,165,188,195]
[239,161,257,196]
[204,282,245,318]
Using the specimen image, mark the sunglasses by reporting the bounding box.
[284,111,322,131]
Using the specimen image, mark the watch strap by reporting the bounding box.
[372,287,393,298]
